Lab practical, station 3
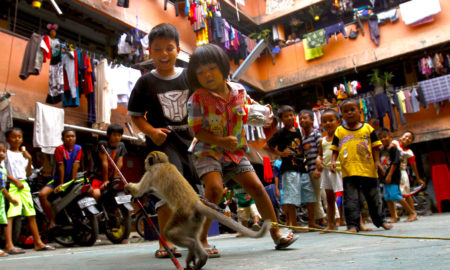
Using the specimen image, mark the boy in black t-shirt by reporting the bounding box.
[127,23,198,259]
[378,128,417,223]
[91,124,127,201]
[265,105,316,231]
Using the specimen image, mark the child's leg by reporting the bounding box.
[234,171,294,245]
[398,199,418,222]
[284,204,297,227]
[386,201,398,223]
[324,189,336,230]
[27,216,50,250]
[4,218,15,251]
[156,203,177,252]
[343,177,362,231]
[360,177,392,230]
[39,186,55,227]
[199,171,224,251]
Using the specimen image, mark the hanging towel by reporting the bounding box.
[33,102,64,154]
[263,156,274,183]
[302,39,324,61]
[399,0,441,25]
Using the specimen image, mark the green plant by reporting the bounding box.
[367,69,383,87]
[383,71,394,86]
[248,29,271,42]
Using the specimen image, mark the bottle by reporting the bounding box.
[224,205,231,218]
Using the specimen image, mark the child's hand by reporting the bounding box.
[10,198,19,205]
[379,167,386,176]
[316,159,323,172]
[385,175,391,184]
[54,184,63,193]
[330,162,336,173]
[221,136,239,151]
[312,169,321,179]
[150,128,171,146]
[100,181,109,190]
[275,189,280,198]
[279,148,292,158]
[21,147,32,160]
[417,178,425,187]
[16,182,24,190]
[375,161,383,174]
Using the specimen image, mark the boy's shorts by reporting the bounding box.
[7,180,36,218]
[46,179,61,190]
[384,184,403,202]
[281,171,315,206]
[237,204,261,222]
[320,167,343,192]
[193,156,254,185]
[0,192,7,224]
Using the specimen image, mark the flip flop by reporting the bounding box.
[0,250,9,257]
[204,244,220,258]
[36,245,55,251]
[155,249,170,259]
[170,248,182,258]
[7,248,26,255]
[275,232,299,250]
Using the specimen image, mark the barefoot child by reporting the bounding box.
[187,44,298,251]
[377,128,417,223]
[330,100,392,232]
[0,141,19,257]
[316,109,343,232]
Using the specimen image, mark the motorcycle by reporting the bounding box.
[396,184,433,216]
[48,172,100,247]
[96,178,133,244]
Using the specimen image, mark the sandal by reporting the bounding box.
[0,250,8,257]
[6,248,26,255]
[204,244,220,258]
[275,232,299,250]
[154,248,182,259]
[35,245,55,251]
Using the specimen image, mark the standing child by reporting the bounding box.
[300,109,326,227]
[330,100,392,232]
[91,124,127,201]
[392,131,423,220]
[39,128,82,229]
[188,44,298,252]
[265,105,316,231]
[0,141,19,257]
[4,127,55,253]
[377,128,417,223]
[316,109,344,232]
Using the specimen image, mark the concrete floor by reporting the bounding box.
[2,213,450,270]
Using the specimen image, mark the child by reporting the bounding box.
[330,100,392,232]
[265,105,316,231]
[377,128,417,223]
[300,109,326,227]
[228,184,262,237]
[91,124,127,201]
[392,131,424,220]
[0,141,19,257]
[4,127,54,253]
[39,128,82,229]
[128,23,197,258]
[316,109,344,232]
[187,44,298,252]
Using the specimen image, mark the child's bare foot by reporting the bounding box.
[236,232,245,237]
[360,223,373,231]
[320,225,338,234]
[382,222,393,230]
[405,213,418,222]
[387,217,399,223]
[338,220,347,226]
[346,227,358,233]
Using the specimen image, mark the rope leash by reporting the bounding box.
[271,222,450,240]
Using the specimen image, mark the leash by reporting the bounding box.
[101,146,183,270]
[271,223,450,240]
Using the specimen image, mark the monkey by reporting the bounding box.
[125,151,270,270]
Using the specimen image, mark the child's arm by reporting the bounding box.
[385,164,397,184]
[316,139,323,172]
[410,163,425,186]
[331,150,339,173]
[55,162,65,192]
[22,149,32,177]
[274,176,280,198]
[7,175,24,189]
[113,156,124,178]
[71,161,80,181]
[131,116,171,146]
[99,152,110,187]
[2,188,18,205]
[372,146,383,173]
[196,129,238,152]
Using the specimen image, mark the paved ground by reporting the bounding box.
[2,213,450,270]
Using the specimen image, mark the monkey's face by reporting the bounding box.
[145,151,169,170]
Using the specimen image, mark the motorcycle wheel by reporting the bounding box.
[105,206,131,244]
[135,213,146,239]
[54,230,76,247]
[414,195,432,216]
[75,212,99,246]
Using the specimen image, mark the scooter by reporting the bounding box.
[97,178,133,244]
[47,172,100,247]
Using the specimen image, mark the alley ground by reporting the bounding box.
[2,213,450,270]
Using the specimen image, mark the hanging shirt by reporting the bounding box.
[410,87,421,113]
[396,91,407,114]
[403,89,413,113]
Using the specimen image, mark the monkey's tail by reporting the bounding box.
[197,202,270,238]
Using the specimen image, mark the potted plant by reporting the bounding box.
[383,71,395,92]
[368,68,384,94]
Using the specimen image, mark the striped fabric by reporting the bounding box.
[302,129,322,173]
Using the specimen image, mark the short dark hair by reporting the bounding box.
[300,109,314,120]
[377,128,391,137]
[107,124,124,136]
[321,109,340,120]
[340,99,359,109]
[403,130,415,142]
[0,140,7,147]
[5,127,22,138]
[187,44,230,91]
[148,23,180,48]
[61,127,76,137]
[277,105,295,119]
